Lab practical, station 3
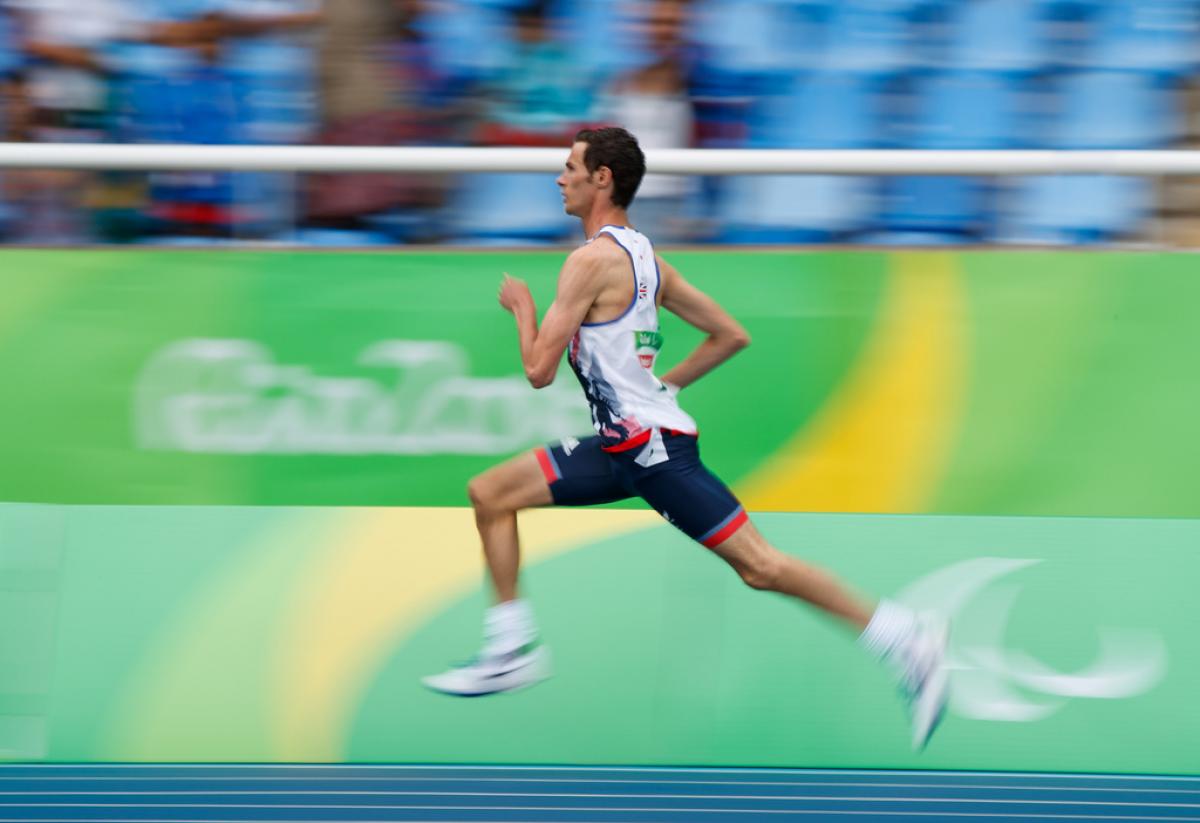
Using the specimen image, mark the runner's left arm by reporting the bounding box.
[499,248,605,389]
[656,255,751,389]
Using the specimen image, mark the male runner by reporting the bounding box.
[423,127,949,749]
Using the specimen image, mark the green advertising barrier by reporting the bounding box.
[1,502,1196,773]
[1,249,1197,516]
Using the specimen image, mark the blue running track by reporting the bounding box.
[1,764,1198,822]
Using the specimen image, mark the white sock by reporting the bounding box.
[483,598,538,655]
[859,599,917,664]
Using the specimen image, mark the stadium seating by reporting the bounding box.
[817,0,920,76]
[224,37,316,238]
[421,0,515,86]
[943,0,1047,74]
[1081,0,1200,76]
[999,71,1180,244]
[2,0,1197,247]
[448,173,575,244]
[691,0,827,85]
[718,71,879,242]
[872,71,1020,242]
[558,0,651,79]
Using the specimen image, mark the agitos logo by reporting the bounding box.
[898,557,1167,722]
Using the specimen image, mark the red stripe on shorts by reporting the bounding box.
[534,447,559,483]
[701,508,749,548]
[601,428,698,454]
[600,429,654,453]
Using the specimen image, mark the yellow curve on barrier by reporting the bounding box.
[106,511,345,761]
[269,506,661,761]
[736,251,966,513]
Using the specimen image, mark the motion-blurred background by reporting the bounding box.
[2,0,1200,779]
[2,0,1199,247]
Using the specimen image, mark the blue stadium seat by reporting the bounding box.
[1083,0,1200,76]
[943,0,1046,74]
[1049,71,1179,149]
[691,0,822,81]
[223,38,316,237]
[719,72,879,242]
[718,175,876,243]
[872,72,1021,241]
[1035,0,1101,22]
[998,72,1176,244]
[871,177,988,243]
[286,228,392,247]
[225,39,315,145]
[1000,175,1153,244]
[818,0,919,75]
[900,70,1022,150]
[449,173,574,245]
[421,1,513,85]
[558,0,649,80]
[753,71,878,149]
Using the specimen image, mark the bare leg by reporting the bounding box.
[466,450,554,603]
[423,451,557,695]
[701,516,949,748]
[707,518,874,630]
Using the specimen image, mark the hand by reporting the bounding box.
[498,273,532,315]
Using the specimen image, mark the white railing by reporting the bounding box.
[0,143,1198,175]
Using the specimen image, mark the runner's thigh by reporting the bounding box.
[629,434,747,547]
[534,436,634,507]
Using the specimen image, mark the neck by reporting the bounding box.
[581,204,632,240]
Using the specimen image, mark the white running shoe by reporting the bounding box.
[902,617,950,751]
[421,643,551,697]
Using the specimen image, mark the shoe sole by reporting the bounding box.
[422,647,552,697]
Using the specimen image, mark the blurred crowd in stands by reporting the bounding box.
[1,0,1199,247]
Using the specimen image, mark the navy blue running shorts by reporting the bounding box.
[534,432,748,548]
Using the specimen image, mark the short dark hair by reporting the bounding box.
[574,127,646,209]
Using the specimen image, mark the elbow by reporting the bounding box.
[730,328,752,352]
[526,365,555,389]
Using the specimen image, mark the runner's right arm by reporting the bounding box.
[500,246,607,389]
[656,256,750,390]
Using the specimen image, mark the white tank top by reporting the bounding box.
[567,225,698,451]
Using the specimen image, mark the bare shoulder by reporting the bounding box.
[654,252,682,294]
[563,235,629,281]
[575,234,629,266]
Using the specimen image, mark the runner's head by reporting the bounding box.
[557,127,646,216]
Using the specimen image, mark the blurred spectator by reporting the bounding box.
[0,2,20,77]
[2,0,137,242]
[596,0,698,243]
[1,69,94,242]
[301,0,449,244]
[219,3,321,146]
[441,0,592,244]
[108,6,235,241]
[215,2,320,240]
[474,0,593,146]
[4,0,128,142]
[109,2,319,242]
[0,4,17,237]
[0,0,1195,247]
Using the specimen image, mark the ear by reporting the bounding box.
[593,165,614,190]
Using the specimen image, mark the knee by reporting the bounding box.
[734,548,785,592]
[467,475,495,514]
[467,472,514,517]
